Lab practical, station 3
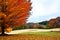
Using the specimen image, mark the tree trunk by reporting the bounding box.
[1,26,5,35]
[0,26,8,36]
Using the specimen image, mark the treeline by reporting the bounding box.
[13,17,60,30]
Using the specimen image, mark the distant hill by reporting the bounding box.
[13,17,60,30]
[48,17,60,28]
[39,21,48,25]
[25,17,60,28]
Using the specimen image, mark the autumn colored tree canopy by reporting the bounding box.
[48,17,60,28]
[0,0,31,33]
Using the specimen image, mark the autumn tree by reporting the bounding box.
[48,17,60,28]
[48,19,56,28]
[0,0,31,35]
[55,17,60,28]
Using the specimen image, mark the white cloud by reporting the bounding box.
[27,0,60,23]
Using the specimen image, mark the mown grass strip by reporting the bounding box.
[19,32,60,37]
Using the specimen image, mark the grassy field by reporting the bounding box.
[0,31,60,40]
[20,31,60,37]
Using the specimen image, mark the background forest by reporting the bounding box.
[13,17,60,30]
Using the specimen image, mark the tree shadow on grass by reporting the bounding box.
[0,34,14,36]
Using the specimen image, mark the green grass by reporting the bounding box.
[20,32,60,37]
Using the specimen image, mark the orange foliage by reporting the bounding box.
[48,17,60,28]
[0,0,31,32]
[5,27,12,32]
[48,19,56,28]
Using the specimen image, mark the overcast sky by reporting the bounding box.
[27,0,60,23]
